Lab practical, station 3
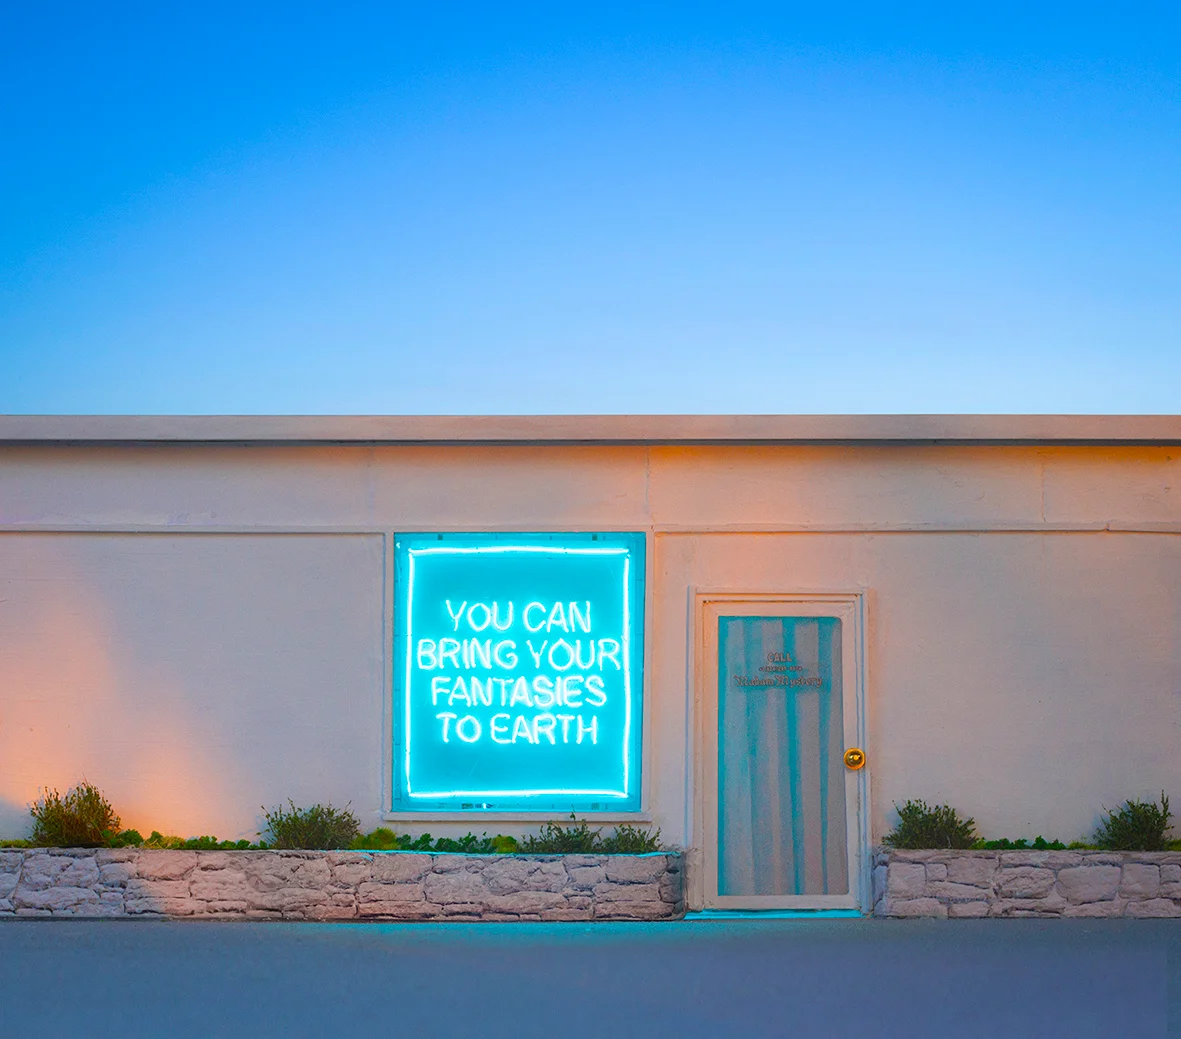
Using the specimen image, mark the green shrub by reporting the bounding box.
[262,801,360,850]
[350,829,522,854]
[29,782,120,847]
[352,827,405,851]
[106,828,144,848]
[973,836,1065,851]
[600,823,664,854]
[520,817,603,853]
[883,799,977,849]
[1095,792,1173,851]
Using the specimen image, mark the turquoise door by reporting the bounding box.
[701,596,864,911]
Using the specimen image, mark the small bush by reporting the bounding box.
[262,801,360,850]
[352,827,404,851]
[883,799,977,849]
[350,829,521,854]
[973,836,1065,851]
[1095,792,1173,851]
[520,817,602,853]
[600,823,664,854]
[29,782,120,847]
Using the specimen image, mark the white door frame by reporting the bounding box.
[694,591,870,912]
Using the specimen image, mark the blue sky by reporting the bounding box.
[2,4,1178,414]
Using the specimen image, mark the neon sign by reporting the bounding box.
[392,533,645,812]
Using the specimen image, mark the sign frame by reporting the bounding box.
[390,531,647,814]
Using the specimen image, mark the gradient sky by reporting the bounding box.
[2,4,1178,414]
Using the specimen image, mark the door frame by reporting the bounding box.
[693,591,870,912]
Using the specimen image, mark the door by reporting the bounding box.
[698,594,867,911]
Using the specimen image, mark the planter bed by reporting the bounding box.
[0,848,684,921]
[874,848,1181,918]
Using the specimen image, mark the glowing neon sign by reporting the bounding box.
[392,533,645,811]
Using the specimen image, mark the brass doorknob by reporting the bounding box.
[844,747,866,770]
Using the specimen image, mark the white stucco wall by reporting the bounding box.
[1,427,1178,851]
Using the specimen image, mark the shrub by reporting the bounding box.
[973,836,1065,851]
[262,801,360,850]
[1094,792,1173,851]
[352,827,404,851]
[519,817,602,853]
[351,829,522,854]
[29,782,120,847]
[600,823,664,854]
[883,799,977,849]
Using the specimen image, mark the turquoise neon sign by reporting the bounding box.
[392,532,645,812]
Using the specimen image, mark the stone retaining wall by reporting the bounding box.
[0,848,684,921]
[874,848,1181,918]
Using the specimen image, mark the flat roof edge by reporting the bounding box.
[1,415,1180,445]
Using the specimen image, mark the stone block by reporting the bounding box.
[1064,900,1125,918]
[189,870,250,902]
[358,881,425,903]
[890,850,948,862]
[1160,865,1181,884]
[303,903,359,921]
[291,859,333,888]
[1124,898,1181,918]
[98,863,134,886]
[926,881,991,903]
[18,853,99,891]
[945,857,997,887]
[925,863,948,881]
[357,901,441,919]
[331,862,372,887]
[1044,852,1084,869]
[541,907,594,921]
[430,856,469,873]
[370,854,432,882]
[886,862,926,899]
[566,866,606,889]
[13,886,99,912]
[872,865,887,902]
[423,871,489,905]
[562,855,605,868]
[604,857,666,884]
[95,848,138,864]
[137,852,198,880]
[485,891,565,914]
[996,867,1055,899]
[887,898,946,919]
[658,872,683,904]
[255,888,329,911]
[482,913,521,922]
[947,901,990,918]
[0,852,25,873]
[483,859,561,895]
[0,874,18,900]
[126,878,190,900]
[442,902,485,915]
[594,882,660,902]
[1058,865,1120,904]
[1119,863,1160,899]
[594,900,675,920]
[125,897,193,916]
[997,852,1051,867]
[192,852,234,870]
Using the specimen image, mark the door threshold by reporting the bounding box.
[683,909,863,920]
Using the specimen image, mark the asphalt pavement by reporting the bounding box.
[1,918,1177,1037]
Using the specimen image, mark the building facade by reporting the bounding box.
[1,415,1178,913]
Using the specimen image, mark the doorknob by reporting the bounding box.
[843,747,866,770]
